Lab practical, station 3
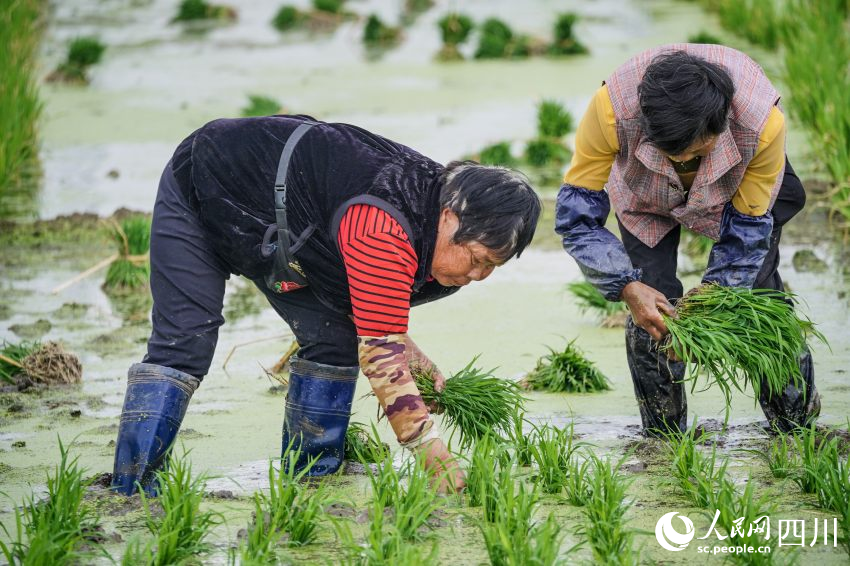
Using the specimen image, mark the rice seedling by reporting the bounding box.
[141,450,220,565]
[661,284,826,419]
[737,431,800,479]
[812,440,850,556]
[272,5,304,32]
[537,99,573,138]
[688,30,724,44]
[436,13,473,60]
[477,141,517,167]
[173,0,237,22]
[714,0,784,50]
[563,454,593,506]
[404,0,433,15]
[524,137,570,167]
[313,0,345,14]
[661,420,726,507]
[0,439,101,564]
[566,280,629,327]
[335,507,438,566]
[121,537,155,565]
[465,433,512,521]
[47,37,106,84]
[241,95,282,117]
[363,15,401,47]
[0,340,38,383]
[104,215,151,290]
[548,13,588,55]
[576,454,640,565]
[345,421,390,463]
[0,0,43,218]
[523,339,611,393]
[474,18,529,59]
[414,357,525,450]
[681,228,715,259]
[790,424,831,494]
[711,477,778,565]
[529,422,583,494]
[479,475,564,566]
[505,407,536,466]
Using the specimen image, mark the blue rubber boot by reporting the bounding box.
[111,363,199,496]
[281,356,359,476]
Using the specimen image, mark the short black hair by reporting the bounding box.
[638,50,734,155]
[439,161,541,262]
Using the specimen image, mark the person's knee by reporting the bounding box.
[296,340,358,367]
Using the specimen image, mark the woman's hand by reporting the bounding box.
[621,281,676,341]
[416,438,466,493]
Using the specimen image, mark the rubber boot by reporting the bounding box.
[625,317,688,437]
[111,363,199,496]
[759,347,820,433]
[281,356,358,476]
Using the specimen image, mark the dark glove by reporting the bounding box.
[555,183,641,301]
[702,202,773,288]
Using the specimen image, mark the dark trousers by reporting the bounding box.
[617,159,820,433]
[142,163,358,380]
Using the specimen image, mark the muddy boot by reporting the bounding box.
[625,317,688,437]
[281,356,358,476]
[759,348,820,433]
[111,363,199,496]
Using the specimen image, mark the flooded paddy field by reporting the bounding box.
[1,0,848,563]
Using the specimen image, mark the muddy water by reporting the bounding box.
[2,0,848,563]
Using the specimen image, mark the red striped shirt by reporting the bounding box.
[338,204,417,336]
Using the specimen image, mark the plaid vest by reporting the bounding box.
[606,44,783,247]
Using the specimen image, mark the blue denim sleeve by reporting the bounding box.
[555,183,641,301]
[702,202,774,288]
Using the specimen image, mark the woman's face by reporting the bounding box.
[430,208,503,287]
[665,135,719,163]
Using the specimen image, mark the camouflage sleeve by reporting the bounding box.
[358,334,437,448]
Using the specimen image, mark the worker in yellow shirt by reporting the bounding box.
[555,45,819,435]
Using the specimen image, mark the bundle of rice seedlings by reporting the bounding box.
[104,216,151,291]
[0,440,100,564]
[577,455,640,565]
[47,37,106,84]
[524,137,570,167]
[688,30,723,45]
[477,141,517,167]
[241,94,282,117]
[141,450,221,565]
[272,5,304,32]
[661,284,826,414]
[345,421,390,463]
[436,13,473,60]
[414,358,525,450]
[537,100,573,139]
[523,339,611,393]
[566,280,629,326]
[479,475,563,566]
[172,0,237,22]
[363,14,401,47]
[548,13,588,55]
[529,422,583,494]
[0,340,82,386]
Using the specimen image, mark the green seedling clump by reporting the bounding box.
[0,440,100,564]
[688,30,724,44]
[549,13,588,55]
[0,340,82,385]
[537,100,573,138]
[0,339,39,383]
[173,0,237,22]
[567,280,629,321]
[241,94,282,117]
[477,141,516,167]
[363,14,401,47]
[529,422,583,494]
[405,0,433,14]
[682,228,714,259]
[524,137,570,167]
[812,437,850,556]
[524,339,611,393]
[505,408,535,466]
[436,13,473,60]
[272,5,304,31]
[414,358,525,450]
[577,455,640,565]
[1,0,42,218]
[345,421,390,463]
[712,477,778,565]
[662,284,826,418]
[104,215,151,290]
[49,37,106,84]
[313,0,345,14]
[141,450,220,565]
[474,18,530,59]
[466,433,512,521]
[336,506,438,566]
[564,455,593,506]
[739,431,800,479]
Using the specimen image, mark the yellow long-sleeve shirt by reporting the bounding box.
[564,85,786,217]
